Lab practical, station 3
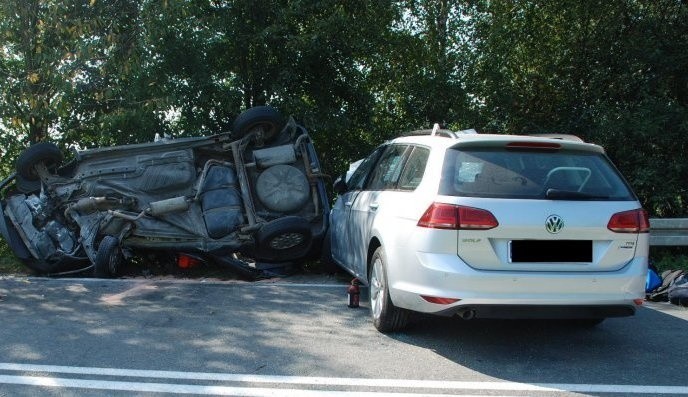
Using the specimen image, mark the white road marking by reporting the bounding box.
[0,375,514,397]
[0,363,685,394]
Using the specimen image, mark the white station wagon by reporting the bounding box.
[328,128,649,332]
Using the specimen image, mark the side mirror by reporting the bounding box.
[333,175,348,195]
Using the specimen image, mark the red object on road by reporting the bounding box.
[347,278,360,308]
[177,254,201,269]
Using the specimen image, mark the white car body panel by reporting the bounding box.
[330,133,648,320]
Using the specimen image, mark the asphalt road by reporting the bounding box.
[0,274,687,396]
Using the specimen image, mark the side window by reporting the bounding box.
[366,145,409,191]
[347,146,385,191]
[398,146,430,191]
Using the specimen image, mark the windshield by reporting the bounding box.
[439,148,636,200]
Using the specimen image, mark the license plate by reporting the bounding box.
[510,240,592,263]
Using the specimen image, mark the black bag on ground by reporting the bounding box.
[668,274,688,307]
[647,269,686,302]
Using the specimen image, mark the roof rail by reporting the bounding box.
[431,123,441,136]
[402,126,478,139]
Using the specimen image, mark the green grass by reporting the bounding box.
[0,256,28,275]
[0,240,30,275]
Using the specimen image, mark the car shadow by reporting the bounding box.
[385,305,688,393]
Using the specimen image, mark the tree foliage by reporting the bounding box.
[466,0,688,216]
[0,0,686,216]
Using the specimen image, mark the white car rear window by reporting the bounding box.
[440,148,636,200]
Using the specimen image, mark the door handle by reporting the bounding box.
[369,202,379,210]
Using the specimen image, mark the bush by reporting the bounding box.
[651,247,688,272]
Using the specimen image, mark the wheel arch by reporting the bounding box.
[365,237,382,284]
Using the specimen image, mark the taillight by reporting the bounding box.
[607,209,650,233]
[178,254,202,269]
[506,141,561,150]
[417,203,498,230]
[421,295,460,305]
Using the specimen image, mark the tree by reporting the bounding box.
[365,0,473,136]
[0,0,151,164]
[465,0,688,216]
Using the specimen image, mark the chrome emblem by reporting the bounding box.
[545,215,564,234]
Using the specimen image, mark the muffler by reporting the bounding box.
[457,308,476,320]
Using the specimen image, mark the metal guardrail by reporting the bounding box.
[650,218,688,246]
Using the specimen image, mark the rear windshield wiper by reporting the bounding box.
[545,188,610,200]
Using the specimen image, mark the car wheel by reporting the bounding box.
[231,106,285,142]
[94,236,122,278]
[15,174,41,194]
[16,142,64,181]
[254,216,312,262]
[369,247,409,333]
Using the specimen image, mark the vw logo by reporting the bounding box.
[545,215,564,234]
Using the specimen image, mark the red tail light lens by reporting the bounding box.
[506,141,561,150]
[607,209,650,233]
[418,203,498,230]
[178,254,202,269]
[421,295,460,305]
[458,206,499,229]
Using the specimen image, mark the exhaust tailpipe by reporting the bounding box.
[457,309,476,320]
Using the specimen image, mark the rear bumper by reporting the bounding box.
[434,304,636,319]
[388,252,647,318]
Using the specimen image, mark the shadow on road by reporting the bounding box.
[387,306,687,389]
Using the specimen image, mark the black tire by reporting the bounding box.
[15,174,41,194]
[94,236,122,278]
[16,142,64,181]
[254,216,312,262]
[231,106,284,142]
[369,247,409,333]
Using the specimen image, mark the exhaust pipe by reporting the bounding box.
[457,308,476,320]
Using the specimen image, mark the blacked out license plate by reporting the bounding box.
[510,240,592,263]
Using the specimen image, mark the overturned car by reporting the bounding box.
[0,106,329,277]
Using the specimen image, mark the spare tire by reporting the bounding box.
[16,142,63,181]
[231,106,284,142]
[254,216,312,262]
[255,165,310,213]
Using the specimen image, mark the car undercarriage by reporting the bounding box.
[0,106,329,278]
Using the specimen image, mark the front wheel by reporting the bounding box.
[369,247,409,333]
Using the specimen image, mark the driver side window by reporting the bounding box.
[347,146,386,191]
[366,144,409,191]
